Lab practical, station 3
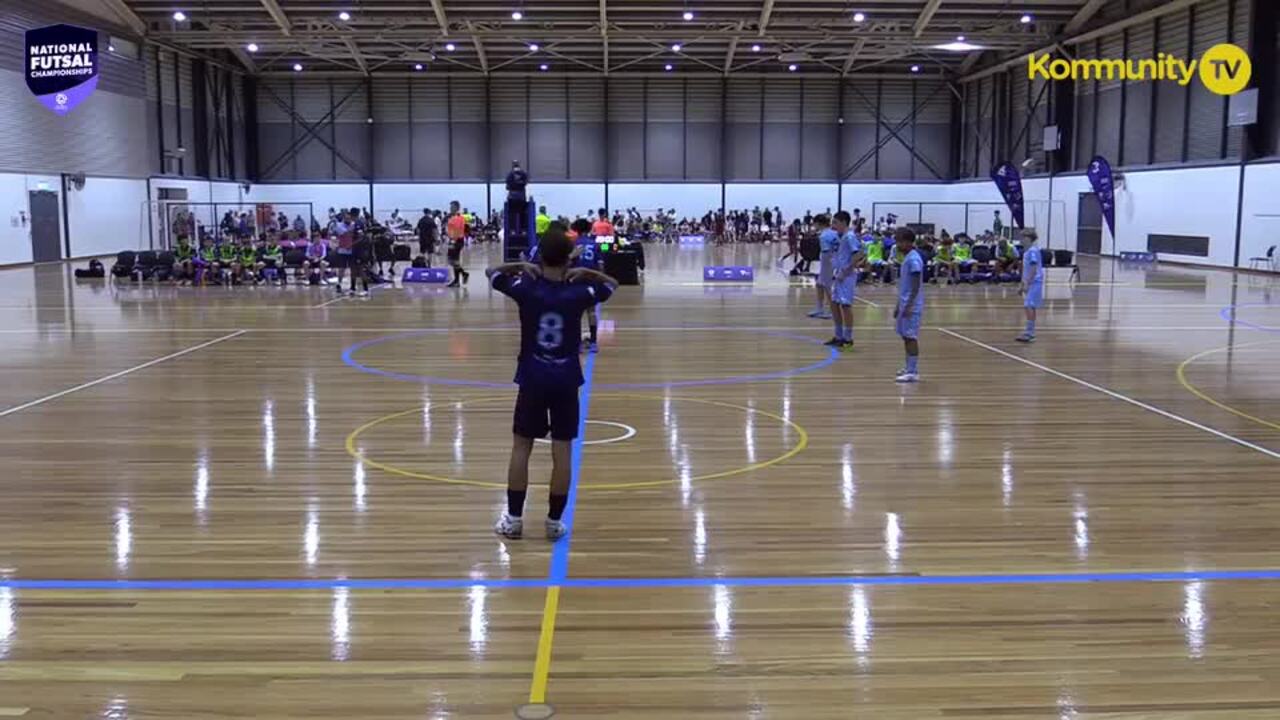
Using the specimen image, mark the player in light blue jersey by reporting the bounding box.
[1016,229,1043,343]
[827,210,865,350]
[892,228,924,383]
[809,215,837,320]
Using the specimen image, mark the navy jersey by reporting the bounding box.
[574,236,601,270]
[492,273,614,387]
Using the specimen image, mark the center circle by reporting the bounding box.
[346,394,808,490]
[534,420,637,446]
[341,327,838,389]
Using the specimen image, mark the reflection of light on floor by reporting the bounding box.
[114,505,131,572]
[1001,446,1014,508]
[1073,509,1090,560]
[263,399,276,472]
[468,585,488,655]
[884,512,902,568]
[713,584,733,650]
[354,460,367,512]
[306,376,318,448]
[0,586,14,660]
[694,508,707,565]
[304,504,320,567]
[331,586,351,661]
[1181,581,1206,659]
[744,399,756,464]
[103,695,129,720]
[194,454,210,519]
[1057,691,1079,719]
[848,586,872,668]
[937,406,954,466]
[841,443,856,512]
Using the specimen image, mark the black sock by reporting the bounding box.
[507,490,527,517]
[589,325,598,343]
[549,493,569,521]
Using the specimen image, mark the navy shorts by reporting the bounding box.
[513,383,580,441]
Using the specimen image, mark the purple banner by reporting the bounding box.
[25,24,99,115]
[1087,156,1117,238]
[989,161,1026,229]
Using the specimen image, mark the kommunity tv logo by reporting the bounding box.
[1028,43,1252,96]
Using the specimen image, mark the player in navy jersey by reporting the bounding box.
[488,228,618,540]
[569,218,603,352]
[892,228,924,383]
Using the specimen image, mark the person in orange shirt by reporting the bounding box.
[445,200,471,287]
[590,208,614,238]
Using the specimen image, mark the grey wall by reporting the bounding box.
[0,0,152,177]
[959,0,1254,178]
[257,75,955,183]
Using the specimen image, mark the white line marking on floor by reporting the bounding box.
[312,294,349,308]
[0,331,246,419]
[938,328,1280,461]
[854,296,880,308]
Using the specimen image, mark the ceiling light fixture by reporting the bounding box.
[933,41,984,52]
[852,12,866,22]
[751,44,761,52]
[788,64,798,72]
[445,42,456,51]
[665,63,674,71]
[956,35,965,41]
[293,63,303,72]
[246,42,259,52]
[338,11,351,21]
[539,63,549,71]
[910,64,920,73]
[172,11,187,21]
[414,63,424,70]
[671,43,682,52]
[512,10,523,20]
[683,11,694,21]
[529,43,539,51]
[1020,14,1033,24]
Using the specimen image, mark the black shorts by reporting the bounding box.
[447,243,463,261]
[513,383,580,441]
[331,252,352,268]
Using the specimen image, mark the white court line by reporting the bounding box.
[0,331,246,419]
[312,295,349,309]
[854,296,880,308]
[938,328,1280,461]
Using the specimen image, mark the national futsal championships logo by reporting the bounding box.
[1028,43,1251,96]
[25,24,100,115]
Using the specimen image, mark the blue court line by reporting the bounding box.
[548,348,596,581]
[5,569,1280,591]
[341,327,839,390]
[1221,304,1280,333]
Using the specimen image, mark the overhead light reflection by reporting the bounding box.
[331,586,351,661]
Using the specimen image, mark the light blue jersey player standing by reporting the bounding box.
[892,228,924,383]
[809,215,837,320]
[1016,229,1043,343]
[826,210,864,350]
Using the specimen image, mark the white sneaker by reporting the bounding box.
[895,371,920,384]
[545,517,567,540]
[357,290,370,298]
[1015,334,1035,343]
[494,512,523,539]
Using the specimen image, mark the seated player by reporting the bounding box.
[173,236,195,285]
[217,237,240,284]
[933,235,958,285]
[863,231,886,283]
[241,238,261,284]
[488,228,619,540]
[994,238,1020,278]
[304,237,329,284]
[953,238,974,278]
[569,218,603,352]
[197,237,219,284]
[260,235,286,285]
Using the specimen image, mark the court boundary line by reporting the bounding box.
[939,328,1280,460]
[5,568,1280,591]
[1176,340,1280,432]
[0,331,246,419]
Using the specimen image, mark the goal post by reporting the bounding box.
[143,201,317,250]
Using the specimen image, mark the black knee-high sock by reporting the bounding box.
[589,322,598,343]
[507,490,527,517]
[549,493,569,521]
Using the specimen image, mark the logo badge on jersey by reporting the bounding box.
[26,24,99,115]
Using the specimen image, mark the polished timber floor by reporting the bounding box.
[0,243,1279,719]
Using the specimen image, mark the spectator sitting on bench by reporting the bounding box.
[174,236,195,286]
[994,237,1020,276]
[933,235,959,285]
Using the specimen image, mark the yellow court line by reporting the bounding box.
[528,585,562,704]
[1176,340,1280,432]
[346,393,810,490]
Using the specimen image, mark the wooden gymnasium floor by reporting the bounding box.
[0,243,1278,719]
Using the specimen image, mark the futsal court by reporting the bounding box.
[1,244,1278,719]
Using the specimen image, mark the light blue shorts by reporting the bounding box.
[831,276,857,306]
[1024,281,1044,309]
[896,310,921,339]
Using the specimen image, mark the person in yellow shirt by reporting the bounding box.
[535,206,551,237]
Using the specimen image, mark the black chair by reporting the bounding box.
[131,251,158,281]
[152,251,175,281]
[111,251,136,279]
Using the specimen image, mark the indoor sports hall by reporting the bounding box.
[2,0,1279,718]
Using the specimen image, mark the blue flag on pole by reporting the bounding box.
[989,161,1026,229]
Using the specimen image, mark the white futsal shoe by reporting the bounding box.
[545,517,567,540]
[895,371,919,384]
[494,512,523,539]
